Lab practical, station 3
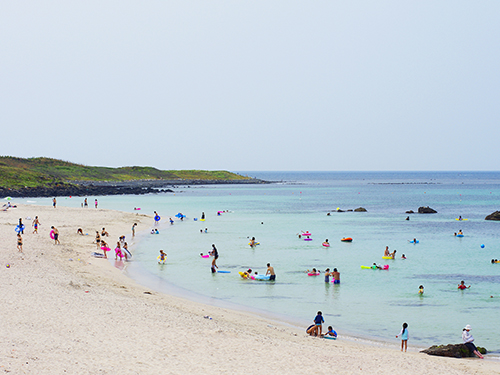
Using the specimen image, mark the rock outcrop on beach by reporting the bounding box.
[0,182,172,198]
[421,344,487,358]
[485,211,500,221]
[331,207,367,213]
[418,206,437,214]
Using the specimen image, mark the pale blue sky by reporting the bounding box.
[1,1,499,171]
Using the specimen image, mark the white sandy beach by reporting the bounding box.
[0,204,498,374]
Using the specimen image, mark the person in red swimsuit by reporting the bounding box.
[458,280,470,290]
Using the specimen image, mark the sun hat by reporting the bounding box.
[465,324,471,330]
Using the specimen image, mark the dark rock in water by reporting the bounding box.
[347,209,353,212]
[485,211,500,221]
[336,209,345,212]
[354,207,367,212]
[421,344,487,358]
[405,210,414,214]
[418,206,437,214]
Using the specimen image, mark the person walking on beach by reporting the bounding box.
[52,197,57,208]
[132,223,137,237]
[396,322,408,352]
[115,242,123,260]
[32,216,40,234]
[84,198,88,207]
[51,226,60,244]
[462,325,484,358]
[266,263,276,281]
[17,233,23,252]
[95,199,98,208]
[18,218,24,234]
[210,244,218,272]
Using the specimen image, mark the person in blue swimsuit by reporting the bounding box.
[314,311,324,336]
[396,322,408,352]
[324,268,331,283]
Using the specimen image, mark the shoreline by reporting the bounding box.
[1,204,498,374]
[1,178,268,198]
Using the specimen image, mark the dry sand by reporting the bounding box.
[0,204,498,374]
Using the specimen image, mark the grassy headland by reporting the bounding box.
[0,156,252,189]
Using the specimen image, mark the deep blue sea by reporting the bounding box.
[18,171,500,353]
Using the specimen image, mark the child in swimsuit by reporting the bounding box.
[158,250,167,264]
[17,233,23,252]
[325,326,337,338]
[115,242,123,260]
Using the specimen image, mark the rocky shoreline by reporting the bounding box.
[0,178,267,198]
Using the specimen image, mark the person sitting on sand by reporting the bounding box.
[332,268,340,284]
[325,326,337,338]
[77,228,83,235]
[101,228,109,237]
[458,280,470,290]
[384,246,390,257]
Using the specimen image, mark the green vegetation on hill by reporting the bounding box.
[0,157,250,189]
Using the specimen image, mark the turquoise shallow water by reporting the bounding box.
[18,172,500,352]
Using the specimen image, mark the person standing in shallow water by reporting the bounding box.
[266,263,276,281]
[332,268,340,284]
[210,244,218,273]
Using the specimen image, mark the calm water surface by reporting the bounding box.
[19,172,500,353]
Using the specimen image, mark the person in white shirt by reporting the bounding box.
[462,325,484,359]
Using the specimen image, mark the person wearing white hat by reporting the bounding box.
[462,325,484,358]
